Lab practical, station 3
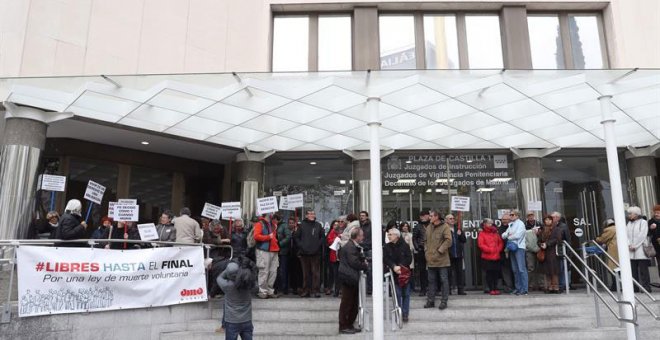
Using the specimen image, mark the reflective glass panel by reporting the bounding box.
[272,16,309,72]
[569,15,605,69]
[528,15,565,69]
[318,16,352,71]
[379,15,416,69]
[423,15,459,69]
[465,15,503,68]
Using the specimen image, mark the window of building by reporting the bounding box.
[379,15,416,69]
[318,15,352,71]
[129,166,173,223]
[272,15,352,72]
[465,15,503,68]
[423,15,460,69]
[569,15,605,69]
[528,15,565,69]
[272,16,309,72]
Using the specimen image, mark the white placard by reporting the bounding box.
[287,193,304,208]
[329,237,341,251]
[256,196,279,215]
[114,204,139,222]
[334,190,345,196]
[17,246,207,317]
[273,191,283,197]
[201,203,222,220]
[108,202,117,219]
[137,223,159,241]
[279,196,290,211]
[41,174,67,192]
[450,196,470,212]
[118,199,137,205]
[221,202,242,220]
[83,180,106,204]
[498,209,511,219]
[527,201,543,211]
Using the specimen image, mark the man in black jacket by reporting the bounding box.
[294,210,325,298]
[413,210,430,296]
[447,214,467,295]
[384,227,413,322]
[338,227,368,334]
[358,211,373,294]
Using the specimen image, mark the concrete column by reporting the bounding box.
[625,146,659,218]
[353,159,370,213]
[117,164,131,198]
[171,172,185,214]
[500,6,532,69]
[511,148,560,216]
[236,151,272,220]
[353,7,380,70]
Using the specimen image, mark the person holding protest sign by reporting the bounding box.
[91,216,112,240]
[217,256,257,340]
[174,207,202,244]
[231,218,249,258]
[204,219,231,259]
[253,214,280,299]
[103,221,140,249]
[56,199,88,247]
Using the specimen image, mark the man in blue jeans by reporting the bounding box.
[502,209,528,295]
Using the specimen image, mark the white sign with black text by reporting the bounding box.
[114,204,139,222]
[221,202,242,220]
[83,180,106,204]
[450,196,470,212]
[41,174,67,192]
[256,196,278,215]
[201,203,222,220]
[137,223,159,241]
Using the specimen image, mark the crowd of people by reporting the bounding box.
[26,198,660,339]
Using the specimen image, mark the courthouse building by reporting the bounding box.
[0,0,659,287]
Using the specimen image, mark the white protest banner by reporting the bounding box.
[527,201,542,211]
[497,209,511,219]
[221,202,242,220]
[41,174,67,192]
[137,223,159,241]
[256,196,278,215]
[16,246,206,317]
[279,196,290,211]
[108,202,117,218]
[287,193,304,208]
[118,199,137,205]
[83,180,106,204]
[114,204,139,222]
[201,203,222,220]
[450,196,470,212]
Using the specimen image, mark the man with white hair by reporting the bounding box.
[627,206,652,292]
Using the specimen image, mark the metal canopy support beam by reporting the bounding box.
[599,95,638,340]
[367,97,384,339]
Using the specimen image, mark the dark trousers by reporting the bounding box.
[449,257,465,292]
[500,254,514,290]
[300,255,321,294]
[329,261,339,294]
[338,283,359,330]
[277,254,289,293]
[631,259,652,291]
[288,254,302,293]
[414,252,428,292]
[427,267,449,304]
[225,320,253,340]
[486,269,499,291]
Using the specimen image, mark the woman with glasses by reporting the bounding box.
[384,227,413,322]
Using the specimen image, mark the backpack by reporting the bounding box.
[247,225,256,248]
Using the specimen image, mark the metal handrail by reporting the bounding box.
[558,241,637,325]
[358,271,370,331]
[586,240,660,321]
[384,269,402,330]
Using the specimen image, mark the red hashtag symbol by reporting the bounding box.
[35,262,45,271]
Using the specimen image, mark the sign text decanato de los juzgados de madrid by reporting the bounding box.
[383,154,511,188]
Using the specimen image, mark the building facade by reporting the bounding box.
[0,0,659,287]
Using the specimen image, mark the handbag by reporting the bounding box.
[506,240,518,252]
[643,237,656,258]
[536,248,546,262]
[397,266,411,287]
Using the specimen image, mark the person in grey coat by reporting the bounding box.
[217,256,257,340]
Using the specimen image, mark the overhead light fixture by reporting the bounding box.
[349,180,354,184]
[405,160,412,164]
[490,177,512,183]
[425,188,458,194]
[435,178,455,183]
[556,159,563,162]
[392,189,410,194]
[141,141,150,145]
[466,159,473,163]
[477,188,496,192]
[396,179,416,184]
[310,161,317,165]
[339,180,346,185]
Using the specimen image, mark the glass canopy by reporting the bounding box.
[1,69,658,151]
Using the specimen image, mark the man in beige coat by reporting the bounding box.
[424,210,452,310]
[174,207,202,244]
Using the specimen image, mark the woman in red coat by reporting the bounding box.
[478,218,504,295]
[326,220,342,297]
